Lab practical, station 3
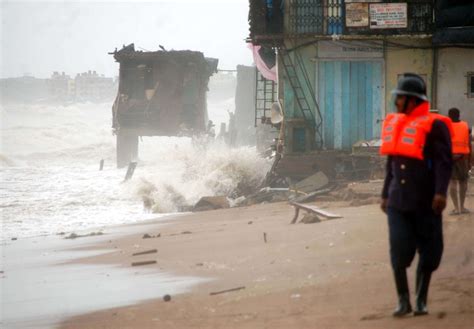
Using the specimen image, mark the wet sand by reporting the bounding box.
[57,199,473,329]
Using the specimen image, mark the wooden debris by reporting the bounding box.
[263,232,267,243]
[132,249,157,256]
[290,202,342,224]
[210,286,246,296]
[124,161,137,181]
[99,159,104,171]
[131,260,157,267]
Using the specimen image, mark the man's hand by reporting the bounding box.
[381,198,388,214]
[432,194,447,215]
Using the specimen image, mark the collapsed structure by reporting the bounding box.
[110,44,218,167]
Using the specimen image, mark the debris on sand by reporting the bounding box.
[300,213,321,224]
[132,249,158,256]
[64,232,104,239]
[193,196,230,212]
[131,260,157,267]
[163,294,172,302]
[142,233,161,239]
[210,286,246,296]
[291,171,329,194]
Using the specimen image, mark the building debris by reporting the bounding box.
[291,171,329,194]
[300,213,321,224]
[290,202,342,224]
[123,162,137,181]
[193,196,230,212]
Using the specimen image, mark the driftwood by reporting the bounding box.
[290,202,342,224]
[210,286,246,296]
[132,249,158,256]
[131,260,157,267]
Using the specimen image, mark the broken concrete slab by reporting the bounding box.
[291,171,329,194]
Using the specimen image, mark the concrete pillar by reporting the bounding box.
[116,131,138,168]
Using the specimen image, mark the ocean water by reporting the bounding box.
[0,101,270,240]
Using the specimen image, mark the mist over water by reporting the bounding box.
[0,100,270,240]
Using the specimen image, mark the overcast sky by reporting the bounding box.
[0,0,253,78]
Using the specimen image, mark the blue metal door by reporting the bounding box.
[318,61,383,150]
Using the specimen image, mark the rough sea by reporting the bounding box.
[0,99,270,241]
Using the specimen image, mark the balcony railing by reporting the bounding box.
[249,0,434,41]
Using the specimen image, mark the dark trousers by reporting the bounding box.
[387,207,443,273]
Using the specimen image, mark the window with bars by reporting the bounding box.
[467,72,474,98]
[286,0,433,36]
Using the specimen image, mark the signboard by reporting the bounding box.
[345,3,369,27]
[318,41,383,58]
[370,3,407,29]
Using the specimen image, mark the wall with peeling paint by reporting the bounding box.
[436,48,474,127]
[384,39,434,115]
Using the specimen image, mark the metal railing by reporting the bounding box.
[249,0,434,39]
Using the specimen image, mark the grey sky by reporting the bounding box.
[0,0,253,78]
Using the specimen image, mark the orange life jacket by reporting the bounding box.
[380,102,453,160]
[451,121,470,154]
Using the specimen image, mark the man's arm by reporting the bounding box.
[430,120,453,197]
[381,156,393,213]
[382,156,393,199]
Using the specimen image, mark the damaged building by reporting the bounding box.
[110,44,218,167]
[248,0,474,181]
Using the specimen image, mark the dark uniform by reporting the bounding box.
[382,120,452,282]
[381,74,453,317]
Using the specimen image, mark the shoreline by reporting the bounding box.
[0,212,204,329]
[55,199,473,329]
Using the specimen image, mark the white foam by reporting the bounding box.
[1,102,270,240]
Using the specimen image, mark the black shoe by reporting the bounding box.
[392,268,412,317]
[414,270,432,316]
[393,293,413,317]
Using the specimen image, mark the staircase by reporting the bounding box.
[255,71,278,127]
[279,47,323,149]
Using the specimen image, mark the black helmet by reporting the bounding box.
[391,73,428,101]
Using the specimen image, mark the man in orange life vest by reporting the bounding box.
[448,108,472,215]
[380,73,453,317]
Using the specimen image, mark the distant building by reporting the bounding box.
[75,71,116,101]
[0,75,49,103]
[0,71,117,104]
[49,72,71,101]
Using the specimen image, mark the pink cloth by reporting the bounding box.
[248,43,277,82]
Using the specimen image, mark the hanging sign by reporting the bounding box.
[345,3,369,27]
[369,3,407,29]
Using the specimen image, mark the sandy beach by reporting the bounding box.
[47,197,474,329]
